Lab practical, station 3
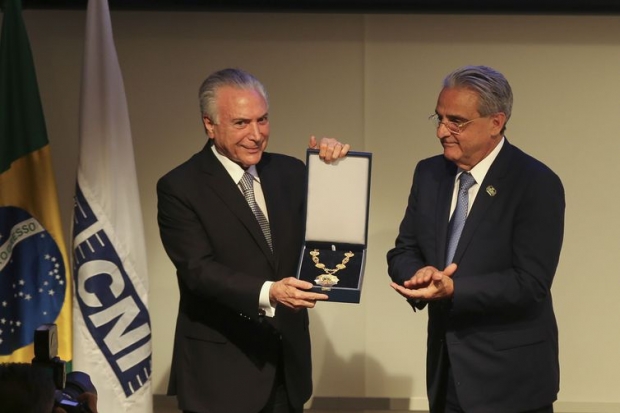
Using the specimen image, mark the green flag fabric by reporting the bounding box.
[0,0,72,363]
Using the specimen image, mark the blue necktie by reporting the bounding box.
[239,172,273,251]
[445,172,476,266]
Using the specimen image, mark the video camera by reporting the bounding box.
[32,324,97,413]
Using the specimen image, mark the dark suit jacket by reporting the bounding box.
[157,143,311,413]
[387,140,565,413]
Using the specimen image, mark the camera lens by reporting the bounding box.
[63,371,97,399]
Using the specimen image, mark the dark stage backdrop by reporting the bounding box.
[17,0,620,15]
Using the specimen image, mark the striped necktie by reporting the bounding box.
[239,172,273,251]
[445,172,476,266]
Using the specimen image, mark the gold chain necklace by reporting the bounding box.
[310,249,355,275]
[309,249,355,290]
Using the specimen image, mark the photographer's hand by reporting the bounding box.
[79,392,98,413]
[53,392,98,413]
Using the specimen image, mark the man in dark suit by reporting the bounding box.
[157,68,349,413]
[387,65,564,413]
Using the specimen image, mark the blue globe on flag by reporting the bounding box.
[0,206,66,355]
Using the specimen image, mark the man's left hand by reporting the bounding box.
[309,136,350,163]
[270,277,329,310]
[390,263,457,300]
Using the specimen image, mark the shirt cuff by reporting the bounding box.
[259,281,276,318]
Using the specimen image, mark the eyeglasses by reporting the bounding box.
[428,114,486,135]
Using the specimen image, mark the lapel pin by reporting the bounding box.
[486,185,497,197]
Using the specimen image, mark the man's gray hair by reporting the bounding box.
[443,65,513,132]
[198,68,269,124]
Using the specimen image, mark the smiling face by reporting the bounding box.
[203,85,270,169]
[435,87,506,171]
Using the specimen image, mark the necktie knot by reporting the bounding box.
[239,172,255,195]
[459,172,476,192]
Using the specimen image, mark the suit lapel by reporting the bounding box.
[198,145,276,267]
[256,154,285,272]
[451,141,514,265]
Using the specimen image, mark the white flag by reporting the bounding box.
[71,1,152,412]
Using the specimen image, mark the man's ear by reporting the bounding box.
[203,116,215,138]
[490,112,507,135]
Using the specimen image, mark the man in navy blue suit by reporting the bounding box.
[387,65,564,413]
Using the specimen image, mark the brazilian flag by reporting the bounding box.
[0,0,72,363]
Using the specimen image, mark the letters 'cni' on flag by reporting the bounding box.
[0,0,72,364]
[71,0,152,412]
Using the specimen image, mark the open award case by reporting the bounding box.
[296,149,372,303]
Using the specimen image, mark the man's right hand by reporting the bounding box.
[270,277,329,310]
